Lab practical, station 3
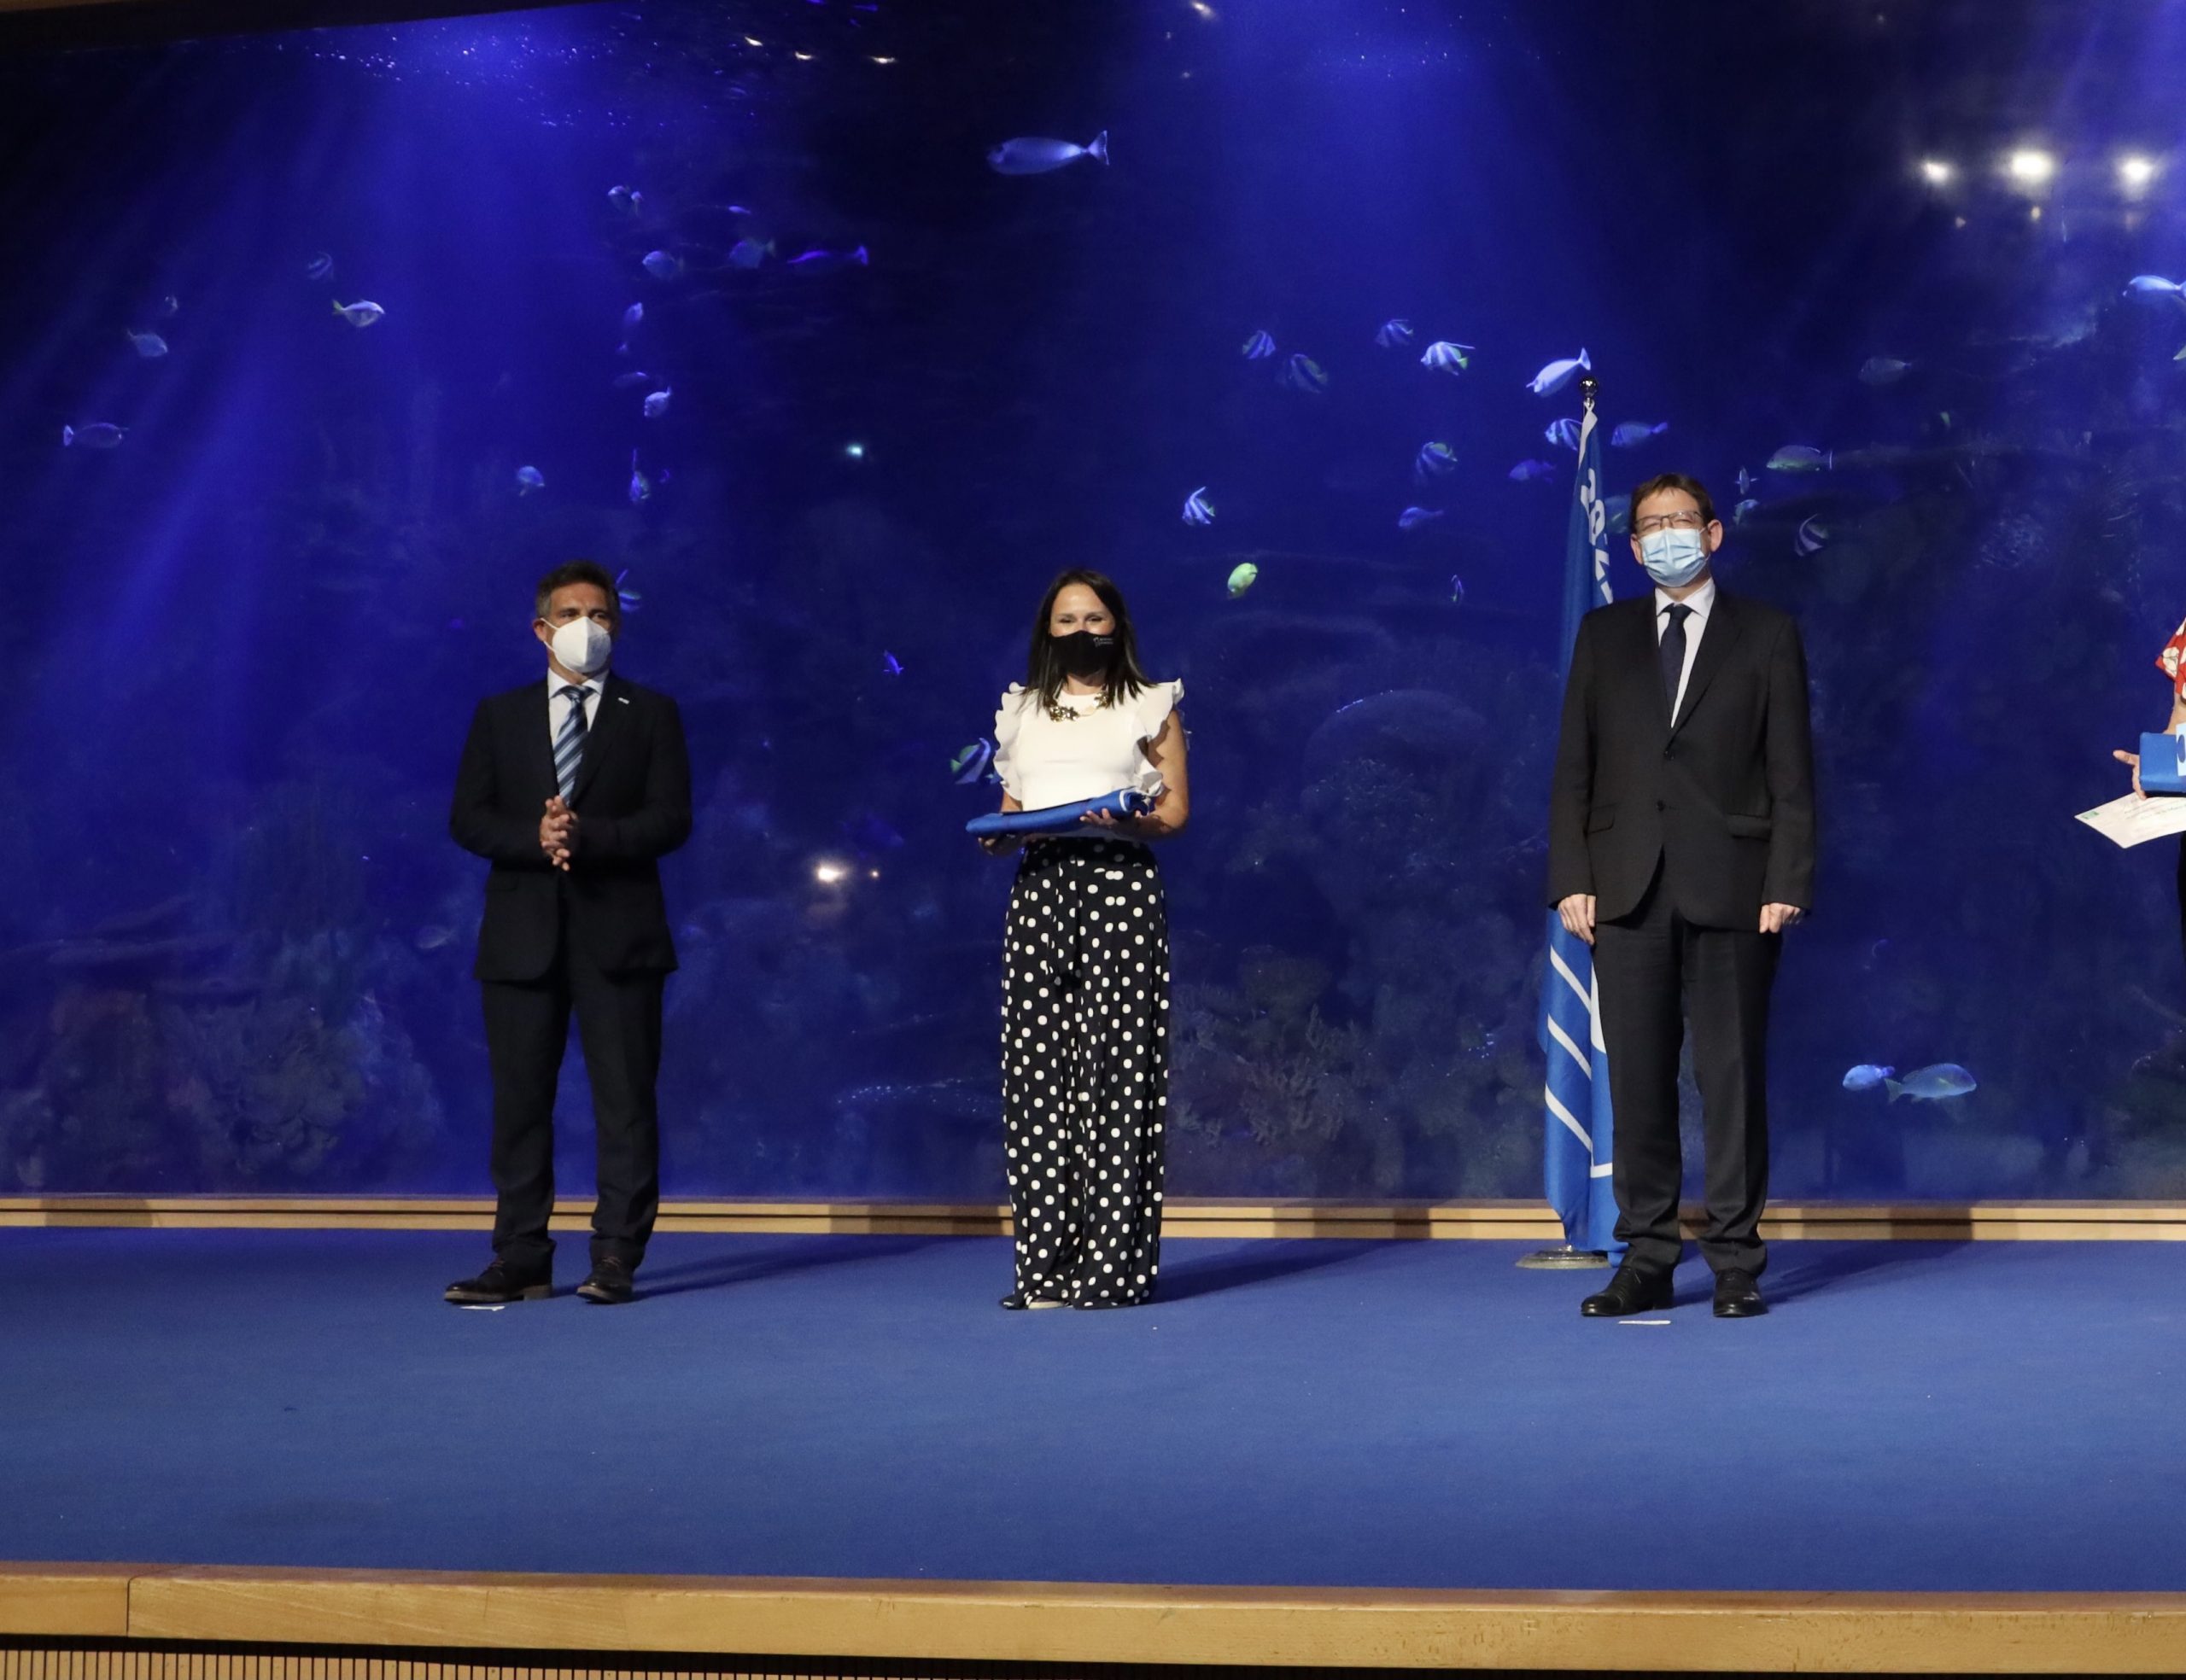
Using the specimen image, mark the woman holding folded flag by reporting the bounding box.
[2112,615,2186,956]
[979,569,1188,1310]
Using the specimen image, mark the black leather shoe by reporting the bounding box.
[1580,1263,1674,1317]
[577,1257,636,1305]
[445,1260,551,1304]
[999,1291,1066,1310]
[1713,1269,1768,1317]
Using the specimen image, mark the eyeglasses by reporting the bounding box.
[1633,511,1706,534]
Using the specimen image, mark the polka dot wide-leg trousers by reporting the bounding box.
[1002,837,1170,1305]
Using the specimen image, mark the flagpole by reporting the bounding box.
[1519,370,1612,1272]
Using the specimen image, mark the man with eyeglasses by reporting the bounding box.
[1546,473,1815,1318]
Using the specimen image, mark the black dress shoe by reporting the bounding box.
[1580,1263,1674,1317]
[577,1257,636,1305]
[999,1291,1066,1310]
[445,1260,552,1304]
[1713,1269,1768,1317]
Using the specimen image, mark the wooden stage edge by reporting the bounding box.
[7,1566,2186,1675]
[5,1194,2186,1241]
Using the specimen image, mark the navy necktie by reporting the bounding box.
[554,685,589,801]
[1660,604,1692,718]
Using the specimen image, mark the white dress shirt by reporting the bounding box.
[1652,575,1715,721]
[547,667,605,751]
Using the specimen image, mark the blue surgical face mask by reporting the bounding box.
[1638,526,1710,588]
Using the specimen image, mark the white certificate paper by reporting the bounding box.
[2077,792,2186,849]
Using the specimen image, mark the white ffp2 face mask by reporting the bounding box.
[1638,526,1710,588]
[549,616,613,675]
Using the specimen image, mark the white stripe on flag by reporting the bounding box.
[1548,946,1592,1008]
[1545,1014,1591,1076]
[1591,1162,1615,1177]
[1543,1085,1593,1155]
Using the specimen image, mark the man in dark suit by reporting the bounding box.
[1546,473,1815,1318]
[445,559,692,1306]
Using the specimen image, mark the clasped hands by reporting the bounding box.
[1555,894,1805,946]
[539,796,578,872]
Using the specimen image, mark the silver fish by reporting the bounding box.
[515,465,545,494]
[611,370,652,389]
[126,330,169,358]
[1182,487,1216,526]
[1376,318,1414,348]
[331,299,384,328]
[1241,329,1276,360]
[1527,347,1590,394]
[1842,1064,1894,1092]
[641,249,681,278]
[728,237,774,268]
[1281,352,1330,394]
[61,423,126,448]
[1768,444,1832,473]
[1887,1063,1977,1103]
[643,387,672,419]
[1398,506,1445,531]
[1733,498,1759,524]
[1736,466,1756,496]
[615,568,641,613]
[628,449,651,505]
[987,131,1109,174]
[1610,420,1667,448]
[1508,459,1558,481]
[1858,356,1911,385]
[622,302,644,331]
[2124,274,2186,300]
[785,244,868,272]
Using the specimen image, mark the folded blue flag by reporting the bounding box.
[965,789,1153,838]
[2142,732,2186,796]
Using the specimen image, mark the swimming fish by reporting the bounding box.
[611,370,652,389]
[61,423,126,448]
[1281,352,1330,394]
[641,249,681,278]
[1241,329,1276,360]
[622,302,645,331]
[1376,318,1414,348]
[515,465,545,494]
[1182,487,1216,526]
[1528,348,1591,395]
[1449,575,1466,605]
[1735,466,1756,496]
[643,387,672,419]
[1508,459,1558,481]
[1794,515,1829,556]
[1419,340,1474,374]
[1603,493,1631,534]
[1226,561,1259,598]
[1415,440,1458,481]
[305,251,334,280]
[987,131,1109,174]
[413,925,458,951]
[1544,417,1581,451]
[606,184,643,213]
[881,651,905,677]
[1733,498,1759,524]
[1858,356,1912,385]
[950,739,995,785]
[156,294,180,318]
[628,450,652,505]
[2124,274,2186,300]
[1768,444,1832,473]
[1842,1064,1895,1092]
[1610,420,1668,448]
[1887,1063,1977,1103]
[331,299,384,328]
[125,330,168,358]
[786,244,869,271]
[615,568,641,612]
[728,237,774,269]
[1398,506,1445,531]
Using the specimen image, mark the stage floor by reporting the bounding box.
[6,1229,2186,1594]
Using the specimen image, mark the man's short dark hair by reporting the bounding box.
[1629,472,1716,529]
[535,559,619,620]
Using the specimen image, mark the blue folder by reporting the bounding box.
[965,788,1153,838]
[2142,732,2186,796]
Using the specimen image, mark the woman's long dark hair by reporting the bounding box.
[1021,569,1151,718]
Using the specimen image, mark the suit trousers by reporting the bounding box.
[480,909,665,1271]
[1591,859,1780,1276]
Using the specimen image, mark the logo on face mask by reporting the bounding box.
[550,615,613,675]
[1639,526,1710,588]
[1053,630,1116,680]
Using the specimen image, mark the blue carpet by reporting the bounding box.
[3,1230,2184,1592]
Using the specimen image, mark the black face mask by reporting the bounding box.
[1052,630,1117,681]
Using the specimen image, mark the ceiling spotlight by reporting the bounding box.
[844,441,865,458]
[2006,148,2057,187]
[813,860,849,885]
[1918,158,1954,185]
[2119,154,2160,190]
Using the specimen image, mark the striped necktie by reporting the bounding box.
[554,685,589,801]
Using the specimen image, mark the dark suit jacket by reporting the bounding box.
[1546,587,1815,928]
[450,672,693,983]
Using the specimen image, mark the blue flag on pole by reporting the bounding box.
[1538,402,1622,1254]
